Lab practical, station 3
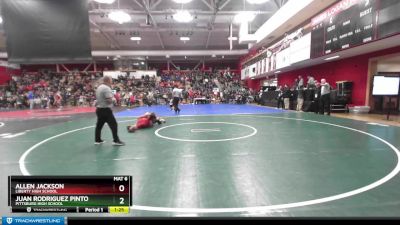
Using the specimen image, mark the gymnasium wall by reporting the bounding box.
[277,46,400,106]
[246,46,400,106]
[243,0,400,105]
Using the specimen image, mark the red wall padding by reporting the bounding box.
[246,79,263,91]
[277,56,370,106]
[0,66,21,85]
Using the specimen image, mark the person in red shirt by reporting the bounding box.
[127,112,165,133]
[54,91,62,108]
[129,94,135,107]
[114,91,121,106]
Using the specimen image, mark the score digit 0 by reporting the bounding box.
[119,185,124,192]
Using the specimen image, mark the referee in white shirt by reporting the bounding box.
[94,76,125,146]
[172,86,183,114]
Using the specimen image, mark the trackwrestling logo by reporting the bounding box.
[2,217,64,225]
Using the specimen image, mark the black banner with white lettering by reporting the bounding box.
[311,0,377,58]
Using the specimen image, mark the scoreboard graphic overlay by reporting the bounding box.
[8,176,132,214]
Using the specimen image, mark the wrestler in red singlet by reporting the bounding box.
[127,112,165,132]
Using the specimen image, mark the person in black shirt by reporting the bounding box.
[314,82,321,114]
[276,86,284,109]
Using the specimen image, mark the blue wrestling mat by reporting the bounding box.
[115,104,284,117]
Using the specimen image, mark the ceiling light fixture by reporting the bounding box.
[246,0,270,4]
[173,10,193,23]
[173,0,192,3]
[212,54,216,58]
[108,11,131,24]
[324,55,340,61]
[94,0,116,4]
[227,37,238,41]
[180,37,190,41]
[234,12,256,24]
[0,17,2,24]
[130,37,141,41]
[166,55,170,58]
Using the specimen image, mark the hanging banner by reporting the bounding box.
[129,70,157,79]
[0,60,20,69]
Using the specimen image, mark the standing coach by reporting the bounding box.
[319,79,331,116]
[95,76,125,146]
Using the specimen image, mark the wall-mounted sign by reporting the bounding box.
[0,60,20,70]
[311,0,400,58]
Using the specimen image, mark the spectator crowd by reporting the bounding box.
[0,70,255,110]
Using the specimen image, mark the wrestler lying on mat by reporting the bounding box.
[127,112,166,133]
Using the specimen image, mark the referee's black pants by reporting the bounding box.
[172,97,180,113]
[319,94,331,115]
[95,108,120,142]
